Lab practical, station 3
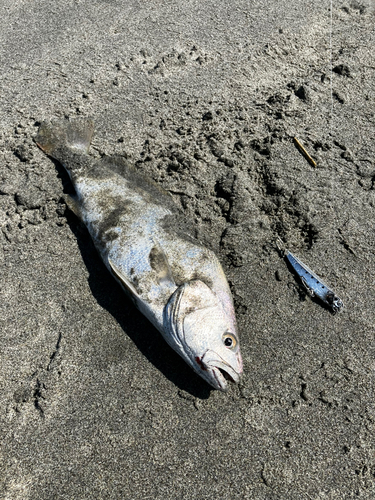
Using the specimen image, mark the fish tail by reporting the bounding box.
[35,118,94,160]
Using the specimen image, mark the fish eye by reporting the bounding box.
[223,333,237,349]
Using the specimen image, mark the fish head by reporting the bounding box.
[163,280,243,391]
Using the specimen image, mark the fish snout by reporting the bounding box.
[201,349,242,391]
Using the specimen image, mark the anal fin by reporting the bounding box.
[63,194,82,220]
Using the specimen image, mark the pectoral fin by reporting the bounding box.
[149,243,175,286]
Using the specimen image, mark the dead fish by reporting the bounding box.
[35,118,243,391]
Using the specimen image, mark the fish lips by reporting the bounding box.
[200,350,242,392]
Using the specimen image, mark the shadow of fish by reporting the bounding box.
[35,118,243,391]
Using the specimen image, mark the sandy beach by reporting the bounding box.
[1,1,374,498]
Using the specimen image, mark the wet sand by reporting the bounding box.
[0,1,374,498]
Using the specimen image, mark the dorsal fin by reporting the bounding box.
[97,156,178,211]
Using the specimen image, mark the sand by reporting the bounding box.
[0,1,374,498]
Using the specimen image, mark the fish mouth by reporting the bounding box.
[201,350,241,391]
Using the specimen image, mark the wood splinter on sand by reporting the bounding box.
[293,137,317,167]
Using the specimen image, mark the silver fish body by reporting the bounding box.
[36,118,243,390]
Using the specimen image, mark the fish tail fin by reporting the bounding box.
[35,118,94,160]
